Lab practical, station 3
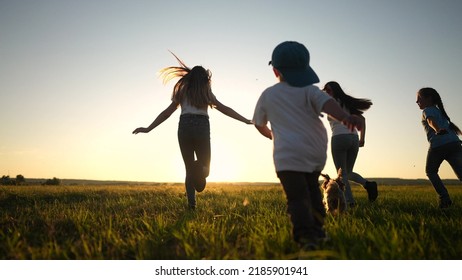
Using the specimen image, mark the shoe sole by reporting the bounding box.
[195,177,206,192]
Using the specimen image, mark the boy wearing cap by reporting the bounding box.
[253,41,363,248]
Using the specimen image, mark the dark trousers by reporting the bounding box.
[277,171,326,243]
[178,114,211,207]
[426,141,462,200]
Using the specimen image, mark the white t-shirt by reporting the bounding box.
[179,94,216,116]
[328,105,358,136]
[253,82,332,173]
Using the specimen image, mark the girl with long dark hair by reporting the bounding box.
[133,53,252,209]
[323,81,378,206]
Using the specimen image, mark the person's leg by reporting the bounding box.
[277,171,325,246]
[178,116,197,209]
[347,136,367,185]
[305,171,326,239]
[195,118,211,177]
[346,135,378,202]
[345,135,359,178]
[445,142,462,181]
[193,116,211,192]
[331,135,354,204]
[343,136,366,185]
[349,171,367,185]
[426,146,449,203]
[344,134,378,202]
[438,142,462,208]
[349,171,379,198]
[344,136,363,204]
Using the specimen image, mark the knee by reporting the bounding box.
[425,166,439,175]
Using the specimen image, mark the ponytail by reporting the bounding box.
[324,81,372,115]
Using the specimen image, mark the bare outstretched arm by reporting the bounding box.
[213,98,253,124]
[426,116,446,134]
[132,101,178,134]
[358,114,366,147]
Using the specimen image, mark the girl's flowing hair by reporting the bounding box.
[418,87,462,135]
[323,81,372,115]
[159,52,214,108]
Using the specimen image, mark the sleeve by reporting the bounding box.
[252,93,268,126]
[307,87,332,115]
[422,107,437,120]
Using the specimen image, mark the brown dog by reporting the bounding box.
[320,168,347,215]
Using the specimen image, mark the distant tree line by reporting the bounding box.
[1,175,26,185]
[1,175,61,186]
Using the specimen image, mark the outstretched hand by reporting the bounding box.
[255,124,273,140]
[132,127,149,134]
[342,115,364,132]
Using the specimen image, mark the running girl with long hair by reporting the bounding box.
[133,52,252,209]
[323,81,378,206]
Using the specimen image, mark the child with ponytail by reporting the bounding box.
[416,87,462,208]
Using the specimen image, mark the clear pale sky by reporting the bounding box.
[1,0,461,182]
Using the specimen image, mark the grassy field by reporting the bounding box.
[0,182,461,260]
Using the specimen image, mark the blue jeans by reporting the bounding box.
[277,171,326,244]
[331,134,366,204]
[178,114,211,208]
[426,141,462,200]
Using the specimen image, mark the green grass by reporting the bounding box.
[0,183,461,259]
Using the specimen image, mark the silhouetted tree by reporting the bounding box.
[1,175,14,185]
[43,177,61,186]
[16,174,26,185]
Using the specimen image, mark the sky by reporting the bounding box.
[1,0,462,183]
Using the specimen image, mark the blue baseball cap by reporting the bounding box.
[269,41,320,87]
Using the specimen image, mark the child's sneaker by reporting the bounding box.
[297,237,319,251]
[193,161,207,192]
[365,181,378,202]
[439,197,453,209]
